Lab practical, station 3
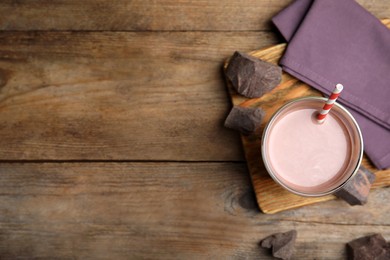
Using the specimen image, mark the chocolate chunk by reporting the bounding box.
[225,51,282,98]
[334,166,376,205]
[224,106,265,135]
[347,234,390,260]
[260,230,297,260]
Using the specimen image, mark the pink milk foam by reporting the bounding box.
[266,107,351,192]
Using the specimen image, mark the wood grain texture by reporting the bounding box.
[224,19,390,214]
[0,31,280,161]
[0,0,389,31]
[1,1,390,259]
[0,162,389,259]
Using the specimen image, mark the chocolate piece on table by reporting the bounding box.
[260,230,297,260]
[334,166,376,206]
[225,51,282,98]
[224,106,265,135]
[347,234,390,260]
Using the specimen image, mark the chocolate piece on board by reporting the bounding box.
[225,51,282,98]
[260,230,297,260]
[347,234,390,260]
[334,166,376,205]
[224,106,265,135]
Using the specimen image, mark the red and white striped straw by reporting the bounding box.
[317,83,343,124]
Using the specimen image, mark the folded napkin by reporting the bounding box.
[272,0,390,169]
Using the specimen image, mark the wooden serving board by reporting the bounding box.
[224,18,390,214]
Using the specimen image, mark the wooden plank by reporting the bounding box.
[0,31,279,161]
[0,0,389,31]
[224,19,390,213]
[0,162,389,259]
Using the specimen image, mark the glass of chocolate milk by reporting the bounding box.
[261,97,363,196]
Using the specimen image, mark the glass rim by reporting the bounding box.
[261,96,364,197]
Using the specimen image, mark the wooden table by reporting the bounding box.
[0,1,389,259]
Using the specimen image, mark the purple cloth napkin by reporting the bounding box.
[272,0,390,169]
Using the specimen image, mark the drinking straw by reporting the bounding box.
[317,84,343,124]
